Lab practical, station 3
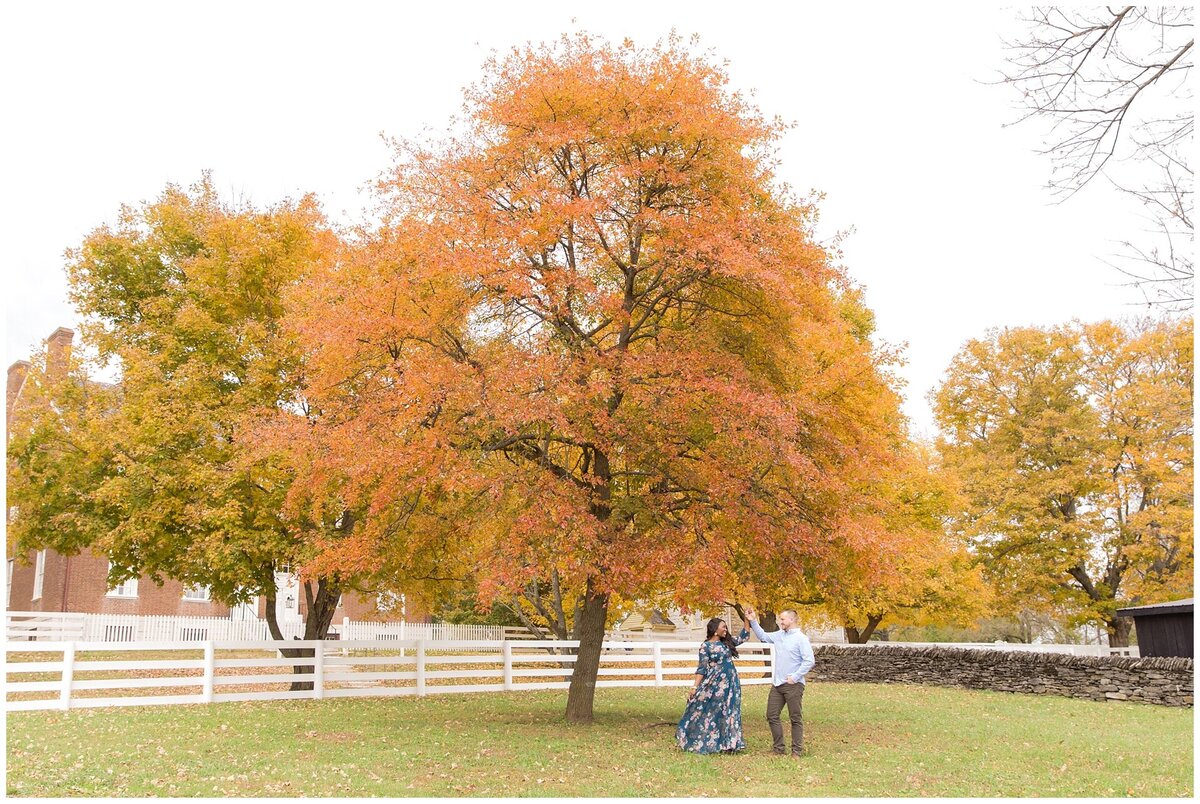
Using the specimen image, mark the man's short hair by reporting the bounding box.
[779,609,798,619]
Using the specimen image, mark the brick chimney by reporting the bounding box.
[45,327,74,379]
[7,360,31,429]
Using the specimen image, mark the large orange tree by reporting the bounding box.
[269,34,902,722]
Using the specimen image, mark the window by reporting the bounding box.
[182,584,211,602]
[32,550,46,600]
[106,562,138,598]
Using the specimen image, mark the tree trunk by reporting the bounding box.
[264,573,340,692]
[1106,614,1133,648]
[264,585,283,640]
[565,577,610,724]
[760,609,778,631]
[303,577,341,640]
[845,613,885,644]
[283,578,341,691]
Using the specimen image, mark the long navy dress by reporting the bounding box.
[676,629,749,754]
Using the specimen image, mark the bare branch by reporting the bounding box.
[996,7,1193,308]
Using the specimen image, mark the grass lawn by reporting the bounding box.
[6,682,1193,797]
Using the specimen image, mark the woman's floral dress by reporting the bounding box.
[676,629,749,754]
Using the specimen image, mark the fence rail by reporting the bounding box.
[5,612,504,644]
[5,612,86,641]
[5,638,775,711]
[6,613,1136,656]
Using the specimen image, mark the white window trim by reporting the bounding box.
[32,550,46,600]
[106,561,138,598]
[182,584,211,602]
[7,559,14,607]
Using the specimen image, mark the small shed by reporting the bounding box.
[1115,598,1193,658]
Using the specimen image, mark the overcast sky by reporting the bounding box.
[2,2,1149,436]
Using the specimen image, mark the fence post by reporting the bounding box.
[502,641,513,691]
[653,642,663,686]
[203,641,215,703]
[59,641,76,710]
[416,640,426,697]
[313,640,325,700]
[342,617,350,657]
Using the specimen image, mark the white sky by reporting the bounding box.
[2,2,1151,436]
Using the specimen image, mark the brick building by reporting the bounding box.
[7,327,420,625]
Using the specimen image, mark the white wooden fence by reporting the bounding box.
[5,611,87,641]
[6,613,1137,657]
[336,620,502,642]
[4,638,776,711]
[5,612,504,644]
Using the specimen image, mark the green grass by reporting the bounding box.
[6,683,1193,797]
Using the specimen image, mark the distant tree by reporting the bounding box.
[6,178,359,678]
[934,317,1193,646]
[768,442,991,643]
[432,586,526,628]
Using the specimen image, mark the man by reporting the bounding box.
[746,607,815,757]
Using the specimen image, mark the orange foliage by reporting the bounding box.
[253,34,903,717]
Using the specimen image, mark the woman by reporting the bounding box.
[676,616,751,754]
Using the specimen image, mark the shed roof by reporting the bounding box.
[649,610,676,626]
[1116,598,1194,617]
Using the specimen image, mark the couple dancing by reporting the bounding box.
[676,607,815,756]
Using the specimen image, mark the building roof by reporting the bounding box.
[1116,598,1194,617]
[614,608,677,630]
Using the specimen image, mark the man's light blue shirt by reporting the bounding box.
[749,620,815,686]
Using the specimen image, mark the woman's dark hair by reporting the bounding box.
[706,617,739,658]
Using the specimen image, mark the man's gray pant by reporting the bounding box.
[766,681,804,755]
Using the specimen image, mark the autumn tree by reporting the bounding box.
[762,441,990,643]
[274,34,902,723]
[6,177,356,657]
[823,444,989,643]
[934,318,1193,646]
[431,585,525,628]
[998,7,1193,309]
[7,343,120,565]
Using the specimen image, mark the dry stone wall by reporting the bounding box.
[809,645,1193,707]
